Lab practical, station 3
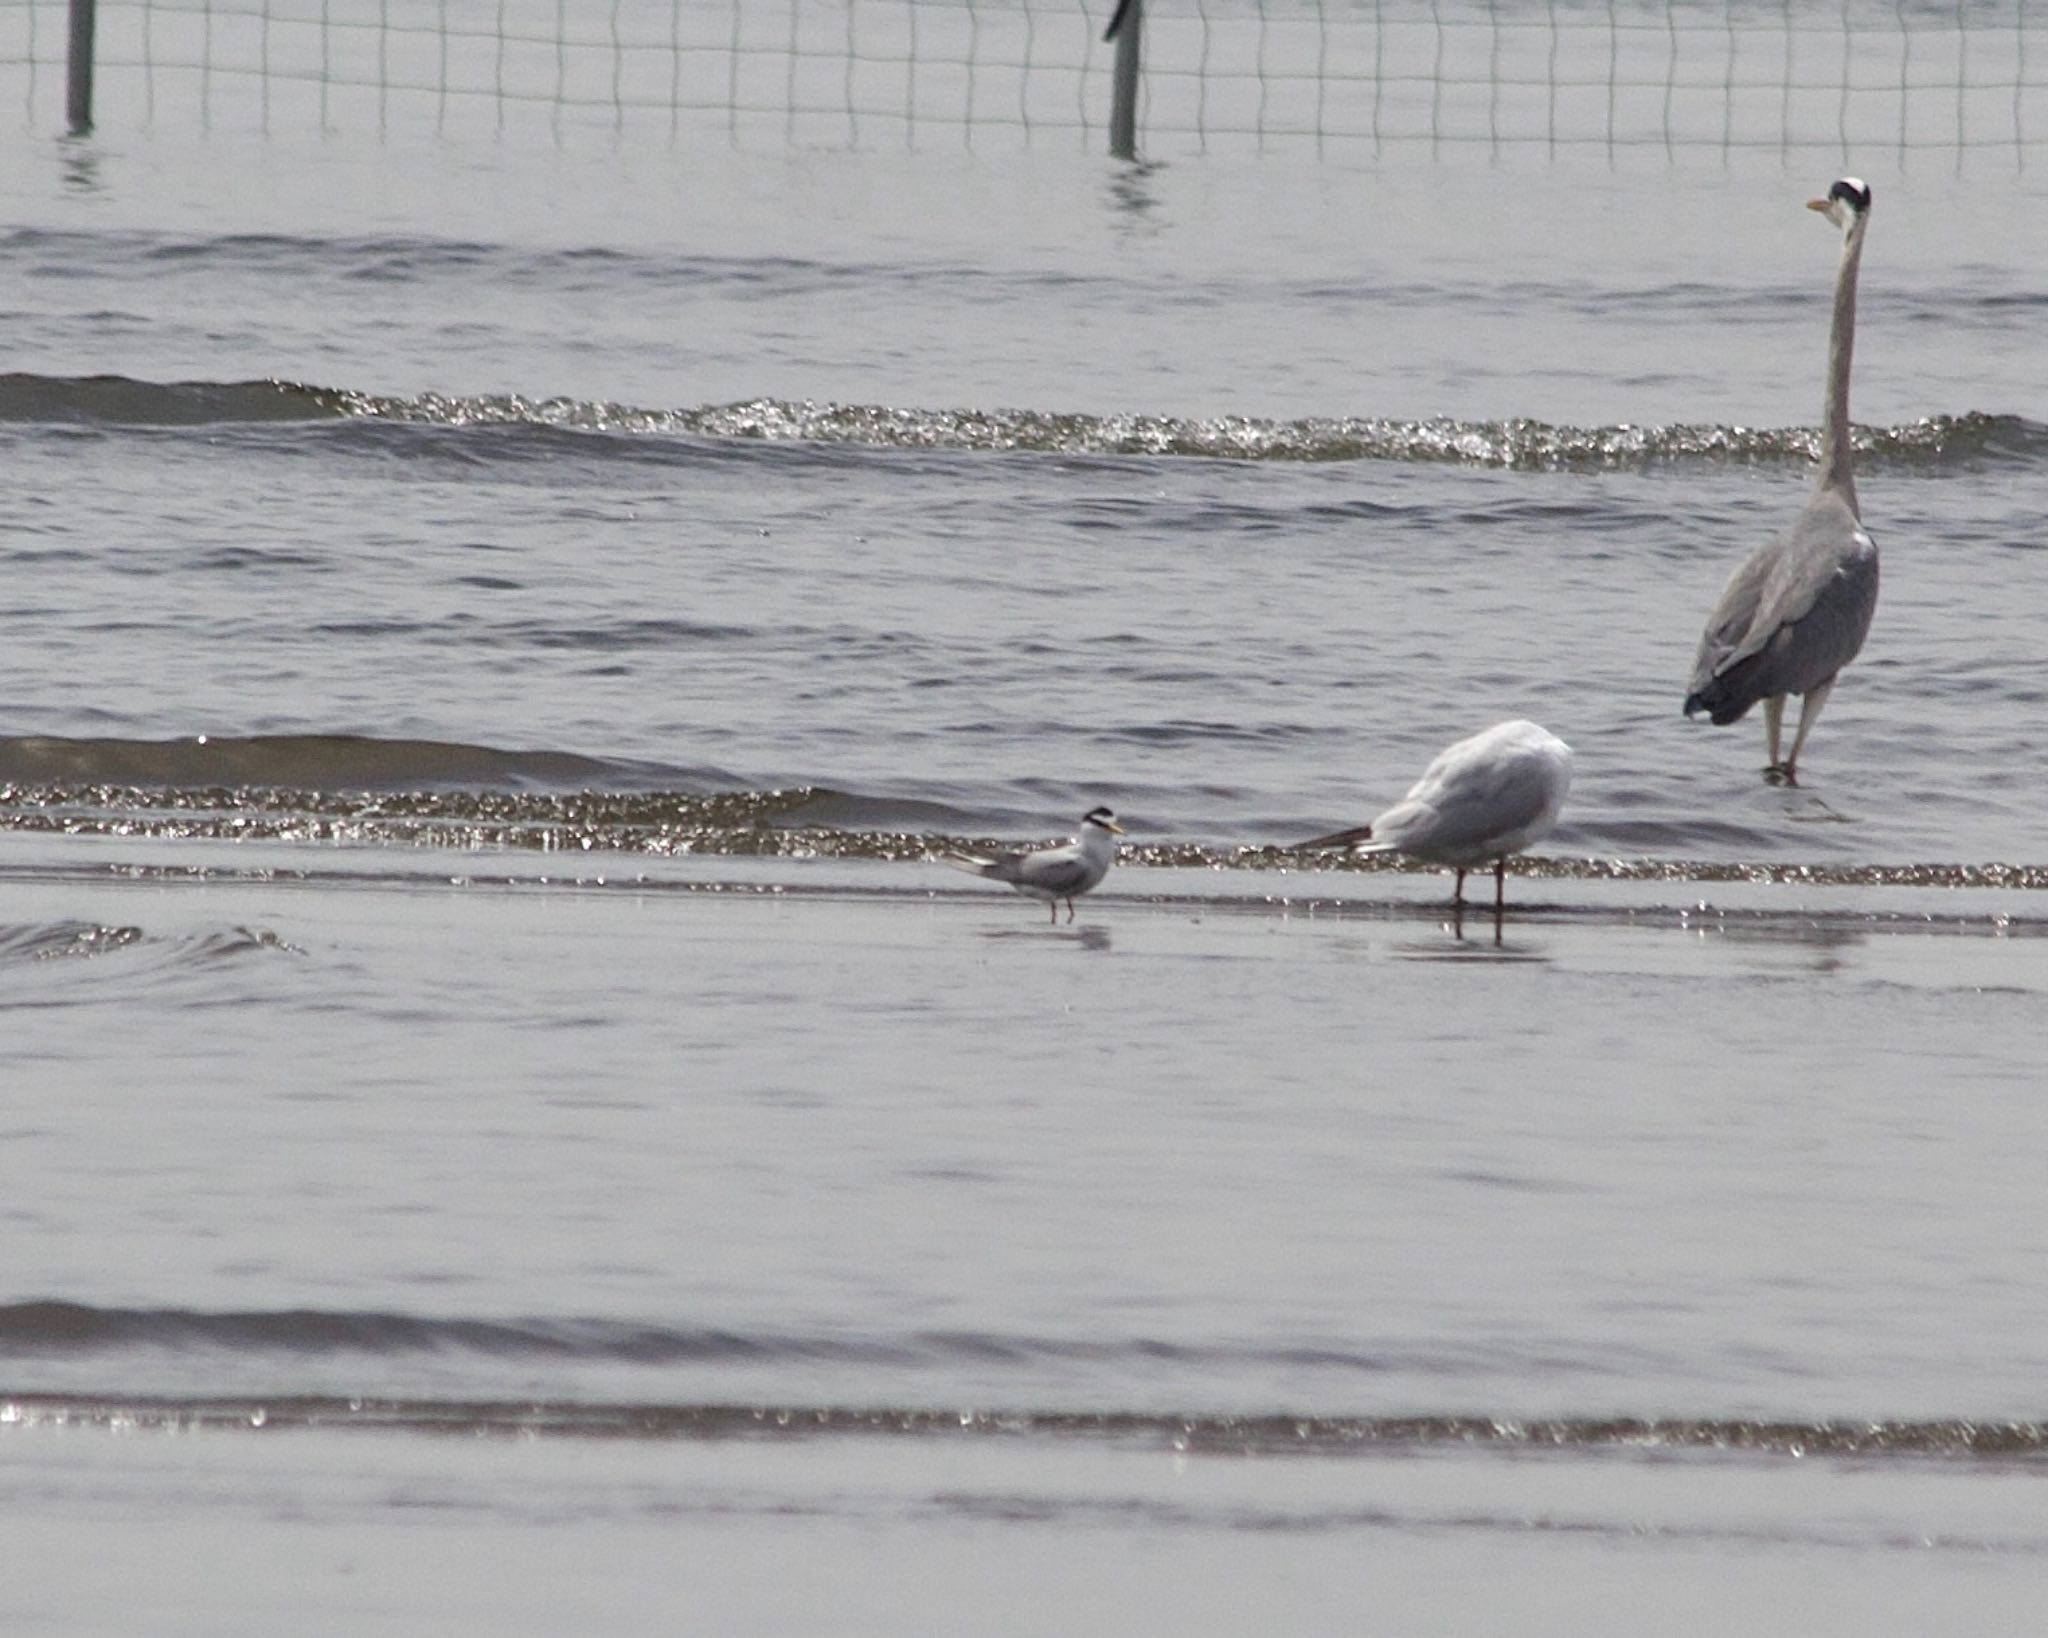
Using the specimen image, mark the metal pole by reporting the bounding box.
[67,0,96,134]
[1107,0,1141,160]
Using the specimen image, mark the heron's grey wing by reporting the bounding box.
[1686,542,1775,716]
[1686,491,1877,722]
[1747,502,1878,697]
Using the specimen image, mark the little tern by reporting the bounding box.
[944,806,1126,923]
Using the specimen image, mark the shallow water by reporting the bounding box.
[4,14,2048,1629]
[4,1420,2042,1637]
[5,846,2048,1628]
[4,846,2047,1414]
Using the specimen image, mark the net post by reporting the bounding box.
[66,0,96,134]
[1108,0,1142,158]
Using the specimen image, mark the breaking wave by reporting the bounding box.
[0,372,2033,472]
[3,739,2048,893]
[0,1379,2041,1463]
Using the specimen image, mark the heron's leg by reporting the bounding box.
[1762,693,1786,772]
[1452,868,1467,908]
[1047,899,1058,924]
[1782,679,1836,784]
[1065,898,1077,923]
[1494,857,1506,914]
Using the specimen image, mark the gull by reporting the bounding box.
[1296,720,1573,913]
[944,806,1126,923]
[1684,178,1879,785]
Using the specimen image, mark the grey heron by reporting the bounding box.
[1683,178,1879,785]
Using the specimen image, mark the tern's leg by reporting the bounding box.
[1494,857,1506,914]
[1782,678,1836,785]
[1762,693,1786,773]
[1065,898,1077,923]
[1047,900,1058,925]
[1452,868,1467,908]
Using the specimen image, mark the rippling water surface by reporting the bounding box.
[3,90,2048,1636]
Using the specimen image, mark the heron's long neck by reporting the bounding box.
[1817,221,1866,509]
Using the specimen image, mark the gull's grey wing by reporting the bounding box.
[1377,741,1564,864]
[1294,823,1378,852]
[1365,796,1455,855]
[1685,490,1877,723]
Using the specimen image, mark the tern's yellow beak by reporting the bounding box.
[1805,197,1829,213]
[1104,819,1126,835]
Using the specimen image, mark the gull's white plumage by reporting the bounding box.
[1299,720,1573,912]
[944,806,1125,923]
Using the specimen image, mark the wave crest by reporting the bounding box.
[0,373,2027,472]
[337,390,2029,472]
[0,1380,2041,1462]
[5,754,2048,887]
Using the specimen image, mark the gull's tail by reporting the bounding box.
[1294,824,1377,852]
